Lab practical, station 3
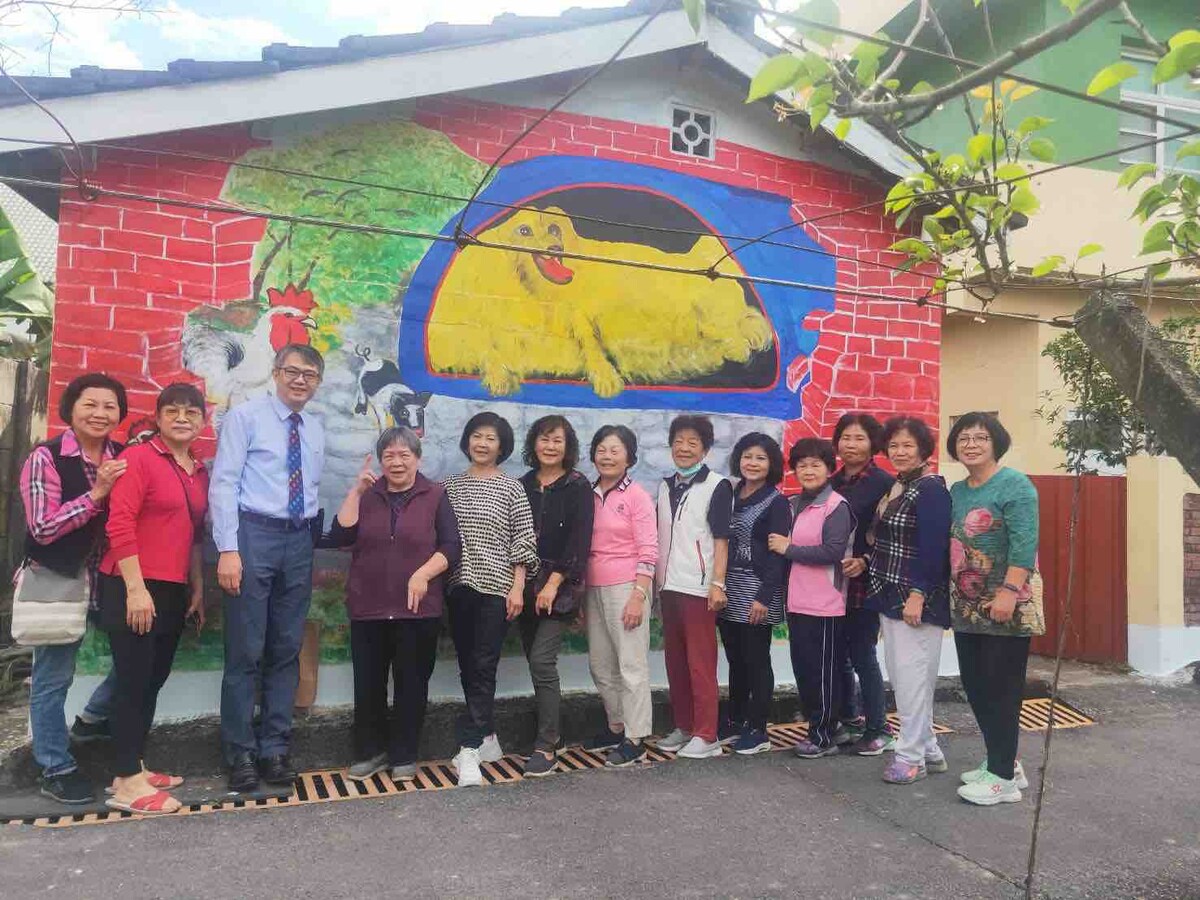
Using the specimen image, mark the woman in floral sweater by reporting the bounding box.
[947,412,1041,807]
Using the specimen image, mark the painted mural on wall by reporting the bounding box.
[154,114,837,670]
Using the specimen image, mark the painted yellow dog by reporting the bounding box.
[426,207,774,397]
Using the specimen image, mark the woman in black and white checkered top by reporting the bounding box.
[442,412,538,787]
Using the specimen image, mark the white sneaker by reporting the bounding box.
[656,728,692,752]
[455,747,483,787]
[479,734,504,763]
[676,736,723,759]
[957,771,1022,806]
[961,759,1029,790]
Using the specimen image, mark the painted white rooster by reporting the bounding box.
[182,283,318,420]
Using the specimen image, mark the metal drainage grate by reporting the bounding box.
[1018,697,1095,732]
[12,716,955,829]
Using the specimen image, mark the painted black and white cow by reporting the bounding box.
[353,346,434,436]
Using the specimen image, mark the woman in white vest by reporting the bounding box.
[654,415,734,760]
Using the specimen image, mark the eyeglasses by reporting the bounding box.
[160,406,204,422]
[277,366,321,384]
[956,433,992,446]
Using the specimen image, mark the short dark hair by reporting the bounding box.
[946,412,1012,462]
[155,382,206,417]
[377,426,422,460]
[881,416,937,461]
[668,414,714,450]
[788,437,836,472]
[832,412,884,455]
[523,415,580,470]
[274,344,325,376]
[59,372,127,424]
[730,432,784,486]
[459,411,515,463]
[590,424,638,468]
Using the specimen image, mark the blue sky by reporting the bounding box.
[2,0,626,76]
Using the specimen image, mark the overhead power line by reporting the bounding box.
[0,171,1068,326]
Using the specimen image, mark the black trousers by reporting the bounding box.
[99,574,187,778]
[718,618,774,732]
[787,612,845,749]
[350,617,441,766]
[447,587,510,749]
[955,631,1030,780]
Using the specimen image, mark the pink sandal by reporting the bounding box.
[105,790,180,816]
[145,771,184,790]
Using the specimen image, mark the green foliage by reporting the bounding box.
[1040,318,1200,471]
[222,119,489,333]
[1086,61,1138,96]
[0,205,53,364]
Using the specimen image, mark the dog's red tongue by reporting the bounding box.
[536,254,574,284]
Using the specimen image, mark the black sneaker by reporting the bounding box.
[40,770,94,805]
[523,750,558,778]
[605,738,647,768]
[583,726,625,753]
[70,716,111,743]
[718,719,745,746]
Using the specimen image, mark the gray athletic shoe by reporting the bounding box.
[347,753,388,782]
[390,764,417,782]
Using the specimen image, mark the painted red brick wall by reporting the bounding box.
[51,97,940,463]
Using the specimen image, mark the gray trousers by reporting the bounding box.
[880,616,944,766]
[586,583,652,740]
[518,614,566,751]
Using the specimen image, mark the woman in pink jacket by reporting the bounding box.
[583,425,657,769]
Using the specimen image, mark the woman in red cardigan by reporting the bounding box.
[100,384,209,816]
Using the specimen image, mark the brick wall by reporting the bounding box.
[51,97,940,463]
[1185,493,1200,627]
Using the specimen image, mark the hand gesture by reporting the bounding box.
[217,551,242,596]
[707,583,727,613]
[505,585,524,621]
[535,582,557,616]
[407,572,429,614]
[987,589,1017,624]
[354,454,377,495]
[767,533,790,556]
[126,583,156,635]
[187,586,206,632]
[842,557,867,578]
[747,600,769,625]
[90,459,127,502]
[622,591,644,630]
[902,592,925,627]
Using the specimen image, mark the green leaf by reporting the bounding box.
[747,54,806,102]
[1010,84,1039,101]
[851,36,889,64]
[1032,254,1066,277]
[1176,140,1200,163]
[1016,115,1054,136]
[855,57,879,87]
[888,238,934,260]
[995,162,1028,182]
[809,103,830,130]
[683,0,705,33]
[1086,61,1138,96]
[1148,260,1173,280]
[1167,29,1200,50]
[967,133,1004,164]
[885,180,915,213]
[833,118,852,141]
[1076,243,1103,259]
[1010,185,1041,215]
[1117,162,1159,190]
[1154,43,1200,84]
[1028,137,1057,162]
[922,216,945,239]
[1058,0,1081,11]
[1141,221,1174,255]
[794,0,840,49]
[910,80,934,95]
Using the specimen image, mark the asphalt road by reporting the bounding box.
[0,665,1197,900]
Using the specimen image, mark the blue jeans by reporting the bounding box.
[30,640,118,777]
[220,515,313,763]
[844,607,887,736]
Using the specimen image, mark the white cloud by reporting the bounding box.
[327,0,624,36]
[154,1,295,58]
[0,5,143,75]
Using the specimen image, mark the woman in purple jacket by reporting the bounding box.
[326,427,462,783]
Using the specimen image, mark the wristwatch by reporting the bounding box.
[712,581,726,591]
[630,585,647,599]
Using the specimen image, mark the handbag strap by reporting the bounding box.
[166,451,200,533]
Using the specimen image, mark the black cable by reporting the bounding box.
[0,171,1069,326]
[453,0,674,245]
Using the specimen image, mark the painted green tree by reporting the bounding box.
[221,118,488,352]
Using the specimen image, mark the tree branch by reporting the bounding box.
[845,0,1122,118]
[921,2,980,134]
[1117,1,1166,56]
[855,0,929,105]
